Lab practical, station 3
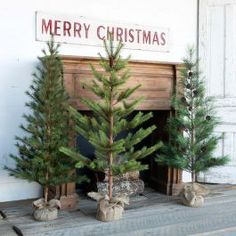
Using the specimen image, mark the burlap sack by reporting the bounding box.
[88,192,129,222]
[182,183,209,208]
[104,170,140,182]
[96,198,124,222]
[32,198,61,221]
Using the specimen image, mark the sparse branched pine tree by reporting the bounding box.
[156,47,229,183]
[5,38,79,203]
[60,37,161,200]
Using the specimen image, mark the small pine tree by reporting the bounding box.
[5,38,78,203]
[61,38,161,200]
[156,47,229,183]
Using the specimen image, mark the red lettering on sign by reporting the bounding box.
[97,25,105,40]
[160,32,166,45]
[84,24,90,38]
[54,20,61,36]
[38,14,168,50]
[74,23,81,37]
[63,21,71,36]
[152,32,159,45]
[107,27,115,40]
[135,29,142,43]
[143,31,151,44]
[128,29,134,43]
[42,19,52,34]
[124,28,128,42]
[116,27,123,42]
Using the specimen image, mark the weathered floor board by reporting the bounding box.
[1,185,236,236]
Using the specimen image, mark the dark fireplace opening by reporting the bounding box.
[75,110,170,193]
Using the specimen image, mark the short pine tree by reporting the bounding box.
[5,38,78,203]
[61,38,161,200]
[156,47,229,183]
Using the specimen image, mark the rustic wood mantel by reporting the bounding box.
[62,56,180,111]
[58,56,183,208]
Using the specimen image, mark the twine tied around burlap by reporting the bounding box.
[32,198,61,221]
[182,183,210,208]
[88,192,129,222]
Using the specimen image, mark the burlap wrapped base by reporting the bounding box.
[88,192,129,222]
[32,198,61,221]
[96,198,124,222]
[182,183,209,208]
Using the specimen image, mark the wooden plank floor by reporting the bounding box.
[1,185,236,236]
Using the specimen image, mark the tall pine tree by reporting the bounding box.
[61,38,161,200]
[156,47,229,183]
[5,38,77,203]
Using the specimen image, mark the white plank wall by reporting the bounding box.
[199,0,236,183]
[207,5,225,97]
[225,4,236,97]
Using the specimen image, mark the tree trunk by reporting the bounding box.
[108,55,114,201]
[191,171,195,184]
[190,73,196,186]
[44,186,48,203]
[108,106,114,200]
[45,172,49,203]
[108,154,113,200]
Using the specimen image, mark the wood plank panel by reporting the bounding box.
[207,5,225,97]
[2,187,236,236]
[74,75,172,90]
[225,4,236,97]
[70,99,171,111]
[62,56,178,110]
[199,0,236,184]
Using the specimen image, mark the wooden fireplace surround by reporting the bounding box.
[59,56,183,209]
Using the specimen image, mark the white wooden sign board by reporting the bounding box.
[36,11,170,52]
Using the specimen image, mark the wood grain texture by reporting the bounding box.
[62,56,181,111]
[1,186,236,236]
[199,0,236,184]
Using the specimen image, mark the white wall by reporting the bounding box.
[198,0,236,184]
[0,0,197,201]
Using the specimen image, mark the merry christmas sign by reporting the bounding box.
[36,12,170,52]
